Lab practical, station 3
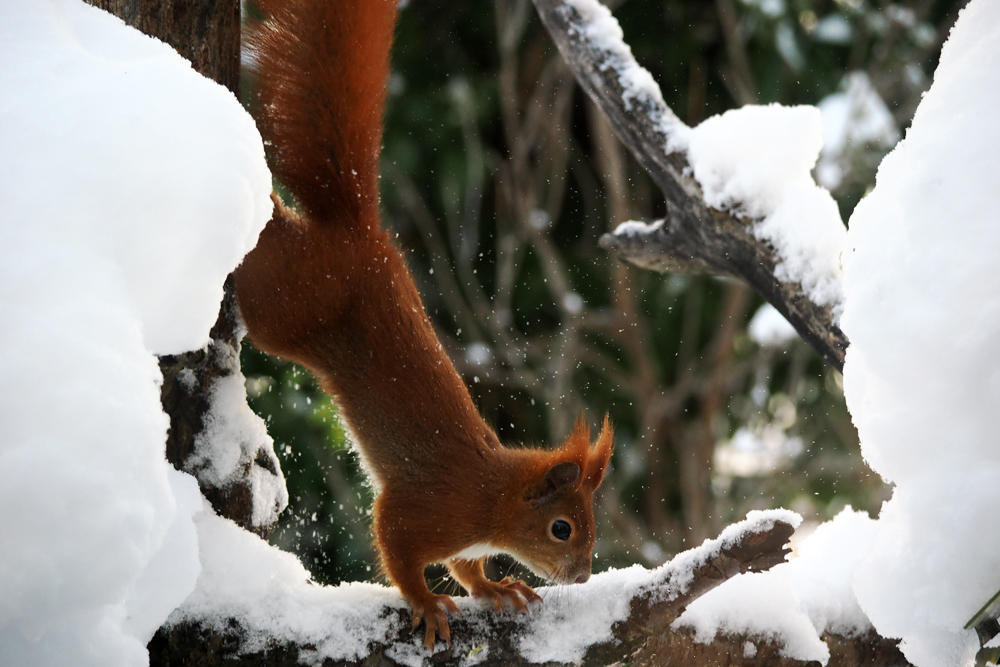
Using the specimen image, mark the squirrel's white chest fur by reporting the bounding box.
[452,543,508,561]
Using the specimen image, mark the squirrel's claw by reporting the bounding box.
[411,594,459,649]
[502,577,543,609]
[476,577,542,614]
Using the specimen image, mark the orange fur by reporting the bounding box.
[233,0,614,649]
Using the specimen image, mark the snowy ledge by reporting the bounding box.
[149,511,809,666]
[531,0,848,371]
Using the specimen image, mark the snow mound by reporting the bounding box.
[841,1,1000,665]
[675,508,878,663]
[169,510,408,664]
[674,104,847,316]
[0,0,272,665]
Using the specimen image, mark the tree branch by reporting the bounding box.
[150,513,799,666]
[530,0,849,371]
[150,512,913,666]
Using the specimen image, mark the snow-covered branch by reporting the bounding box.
[149,512,802,666]
[160,284,286,538]
[149,510,916,666]
[531,0,849,371]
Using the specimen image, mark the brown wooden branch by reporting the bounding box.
[149,622,912,667]
[149,516,791,666]
[629,628,911,667]
[148,514,911,666]
[158,282,282,539]
[530,0,849,371]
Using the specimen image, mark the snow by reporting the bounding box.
[741,0,786,19]
[563,291,585,314]
[560,0,684,134]
[519,509,800,663]
[168,510,408,664]
[0,0,272,665]
[517,564,648,663]
[816,72,900,190]
[675,508,878,662]
[464,342,493,367]
[775,21,806,72]
[678,4,1000,664]
[680,565,830,662]
[674,104,848,315]
[749,303,798,347]
[791,509,878,637]
[185,363,288,528]
[612,218,664,240]
[569,0,846,317]
[840,1,1000,665]
[166,508,797,664]
[812,14,853,45]
[820,72,898,155]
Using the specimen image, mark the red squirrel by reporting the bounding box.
[233,0,614,648]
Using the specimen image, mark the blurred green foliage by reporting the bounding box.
[243,0,965,586]
[241,347,374,583]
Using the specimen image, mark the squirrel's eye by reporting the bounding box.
[551,519,572,541]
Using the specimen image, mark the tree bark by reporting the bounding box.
[84,0,241,91]
[530,0,849,371]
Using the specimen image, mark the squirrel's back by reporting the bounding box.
[235,0,495,478]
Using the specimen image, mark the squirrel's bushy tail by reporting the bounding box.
[248,0,397,224]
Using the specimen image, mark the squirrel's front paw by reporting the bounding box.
[410,594,460,648]
[474,576,543,614]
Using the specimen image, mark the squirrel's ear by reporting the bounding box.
[525,461,580,505]
[584,414,614,490]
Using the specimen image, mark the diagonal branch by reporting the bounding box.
[530,0,849,371]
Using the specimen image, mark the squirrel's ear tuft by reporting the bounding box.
[584,414,614,490]
[561,415,591,463]
[525,461,581,505]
